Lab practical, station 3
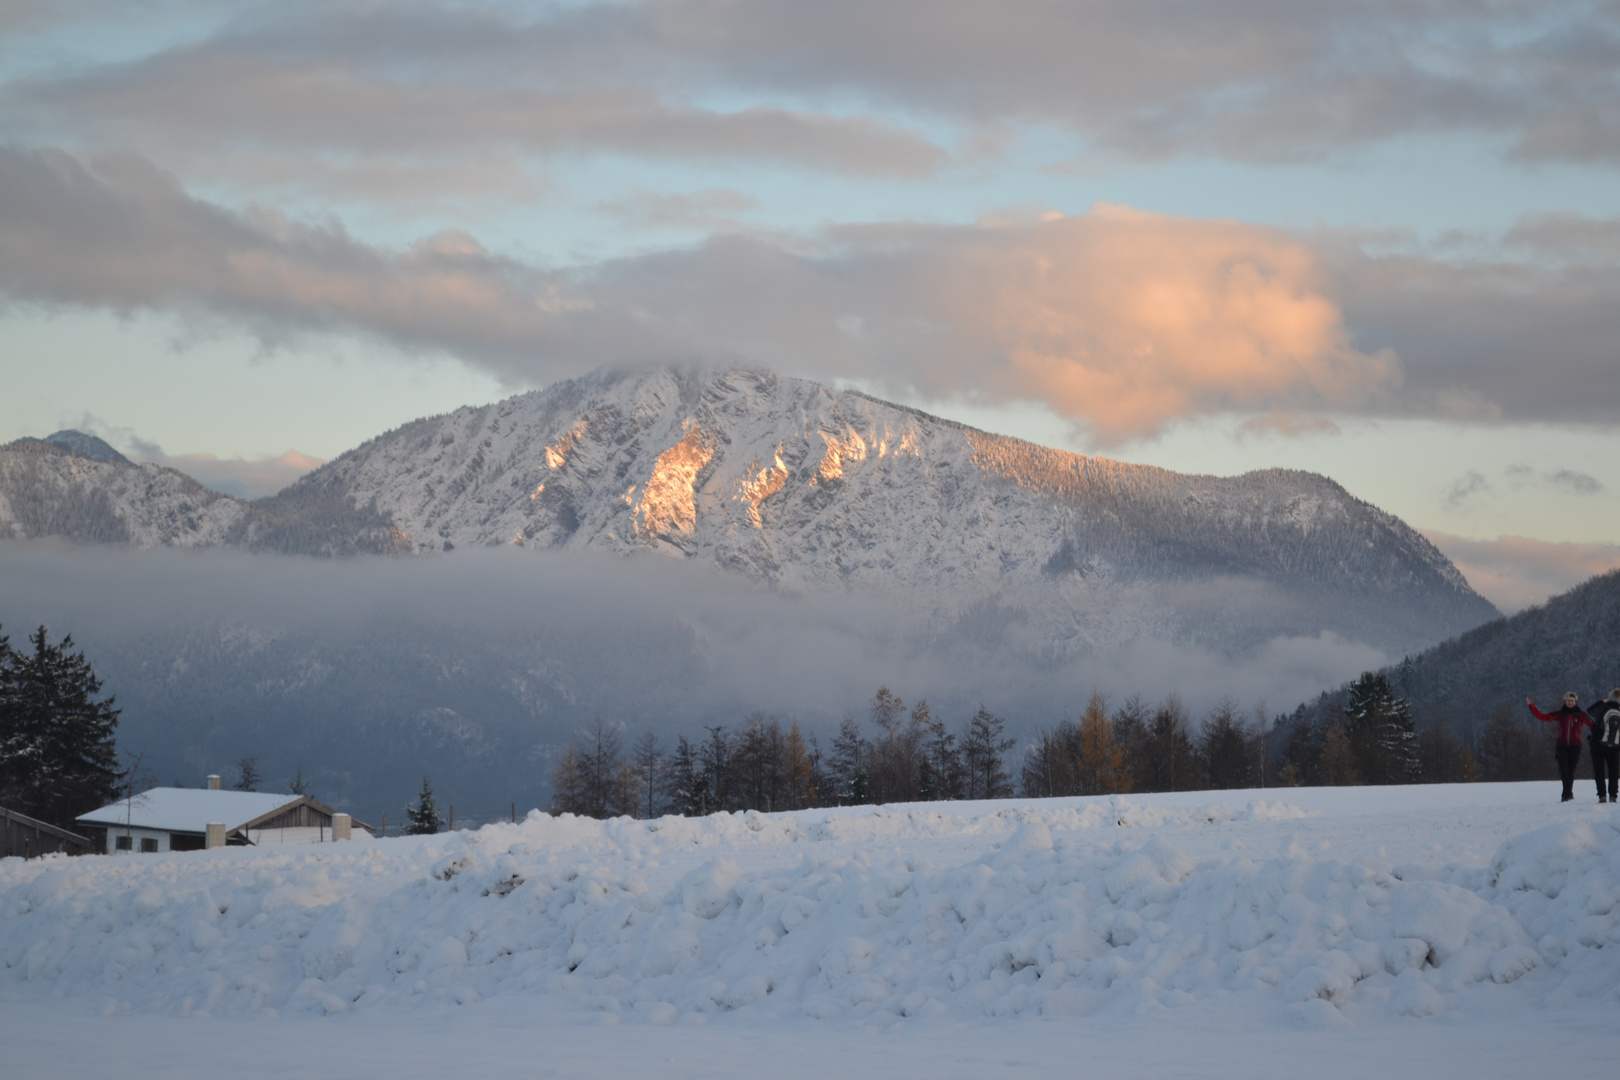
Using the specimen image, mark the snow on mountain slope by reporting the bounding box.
[299,366,1494,653]
[2,786,1614,1040]
[0,437,243,546]
[0,367,1497,654]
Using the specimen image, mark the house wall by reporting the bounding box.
[106,826,171,855]
[246,826,331,846]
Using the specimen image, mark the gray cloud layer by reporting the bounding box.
[7,0,1620,177]
[5,146,1619,436]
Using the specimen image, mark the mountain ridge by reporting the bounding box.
[0,365,1497,656]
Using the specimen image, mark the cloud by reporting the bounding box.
[1546,469,1604,496]
[1,19,946,188]
[0,150,1396,445]
[144,449,325,500]
[1499,464,1602,497]
[1423,531,1620,613]
[1505,213,1620,259]
[13,145,1620,440]
[1443,470,1489,509]
[8,0,1620,175]
[1323,221,1620,422]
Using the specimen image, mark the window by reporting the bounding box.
[140,837,158,853]
[115,835,132,851]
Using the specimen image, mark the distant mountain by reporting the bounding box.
[0,367,1496,656]
[0,435,405,554]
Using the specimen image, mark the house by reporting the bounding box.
[1,805,94,858]
[76,774,375,854]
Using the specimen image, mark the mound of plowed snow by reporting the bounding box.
[3,786,1617,1032]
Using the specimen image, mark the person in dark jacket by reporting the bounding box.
[1527,691,1593,802]
[1586,689,1620,804]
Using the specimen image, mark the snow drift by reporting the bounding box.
[2,787,1616,1031]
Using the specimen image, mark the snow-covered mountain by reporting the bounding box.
[0,366,1496,654]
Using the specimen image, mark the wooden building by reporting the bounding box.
[1,805,94,858]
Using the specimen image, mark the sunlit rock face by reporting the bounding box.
[292,366,1496,655]
[0,366,1497,654]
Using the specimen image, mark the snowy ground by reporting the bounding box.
[3,783,1617,1079]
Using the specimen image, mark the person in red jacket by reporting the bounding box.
[1527,691,1594,802]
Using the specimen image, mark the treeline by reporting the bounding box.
[551,668,1567,820]
[550,688,1017,818]
[1044,669,1560,795]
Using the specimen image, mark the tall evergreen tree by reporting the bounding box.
[1198,701,1254,790]
[0,624,123,827]
[830,714,870,804]
[1345,671,1419,784]
[668,735,709,816]
[957,706,1011,800]
[630,731,666,819]
[918,708,965,801]
[406,775,442,834]
[700,725,732,813]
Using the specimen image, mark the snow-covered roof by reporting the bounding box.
[77,788,301,833]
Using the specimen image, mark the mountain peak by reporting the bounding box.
[44,429,131,466]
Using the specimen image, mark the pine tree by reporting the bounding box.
[236,755,261,792]
[549,745,585,815]
[1198,700,1254,790]
[830,714,870,804]
[0,624,123,827]
[630,731,666,819]
[919,709,965,801]
[1278,705,1320,787]
[566,715,628,818]
[867,688,920,803]
[1135,697,1196,793]
[1345,671,1419,784]
[1319,718,1360,785]
[669,735,709,816]
[406,775,442,834]
[963,705,1015,799]
[700,725,731,813]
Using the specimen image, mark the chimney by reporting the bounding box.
[206,822,226,849]
[332,813,352,841]
[207,774,220,791]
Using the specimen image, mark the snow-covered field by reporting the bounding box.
[3,783,1617,1079]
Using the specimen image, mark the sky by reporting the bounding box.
[2,0,1619,612]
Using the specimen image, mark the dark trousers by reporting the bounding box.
[1556,743,1582,801]
[1593,739,1619,800]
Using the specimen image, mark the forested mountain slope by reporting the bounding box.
[1392,568,1620,725]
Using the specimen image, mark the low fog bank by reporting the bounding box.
[0,543,1389,823]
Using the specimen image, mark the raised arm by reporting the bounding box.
[1527,699,1557,723]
